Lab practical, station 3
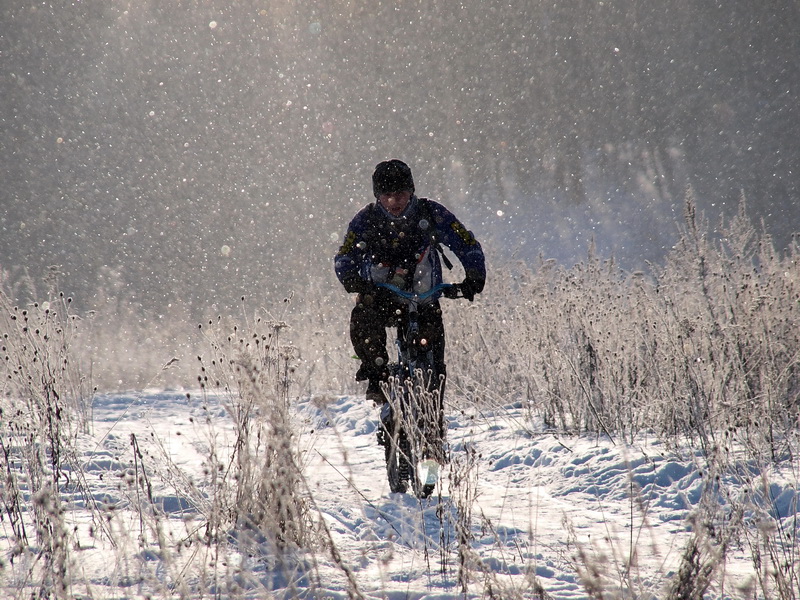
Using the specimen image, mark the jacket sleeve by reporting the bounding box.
[334,206,370,287]
[429,201,486,281]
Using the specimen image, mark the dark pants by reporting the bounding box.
[350,291,446,383]
[351,291,448,454]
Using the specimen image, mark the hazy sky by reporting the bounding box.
[2,1,798,311]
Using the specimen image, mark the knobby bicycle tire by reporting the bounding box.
[381,372,440,499]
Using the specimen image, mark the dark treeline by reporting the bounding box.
[2,0,798,319]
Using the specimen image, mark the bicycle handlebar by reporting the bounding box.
[374,282,462,301]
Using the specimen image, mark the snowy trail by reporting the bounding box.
[295,396,707,598]
[4,391,794,599]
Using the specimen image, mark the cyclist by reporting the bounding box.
[334,159,486,406]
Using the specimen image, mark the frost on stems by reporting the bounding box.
[446,193,800,453]
[0,279,96,597]
[196,310,314,562]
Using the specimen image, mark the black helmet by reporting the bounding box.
[372,159,414,197]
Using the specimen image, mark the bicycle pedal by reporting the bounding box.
[417,459,440,486]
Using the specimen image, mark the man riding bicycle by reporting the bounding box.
[334,159,486,406]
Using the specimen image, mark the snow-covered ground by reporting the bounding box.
[2,390,797,599]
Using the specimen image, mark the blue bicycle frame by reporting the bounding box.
[375,281,459,368]
[373,281,460,496]
[373,281,459,303]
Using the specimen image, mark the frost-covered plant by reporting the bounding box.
[447,192,800,456]
[0,274,94,597]
[196,312,312,549]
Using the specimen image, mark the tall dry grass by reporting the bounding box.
[1,192,797,598]
[0,270,96,597]
[187,306,367,598]
[194,312,312,551]
[448,193,800,452]
[442,193,799,598]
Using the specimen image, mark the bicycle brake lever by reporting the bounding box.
[442,284,462,300]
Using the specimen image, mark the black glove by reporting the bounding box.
[342,274,374,295]
[460,269,485,302]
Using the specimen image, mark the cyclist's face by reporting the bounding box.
[377,190,412,217]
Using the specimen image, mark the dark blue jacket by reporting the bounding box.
[334,196,485,297]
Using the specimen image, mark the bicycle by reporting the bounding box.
[373,281,462,498]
